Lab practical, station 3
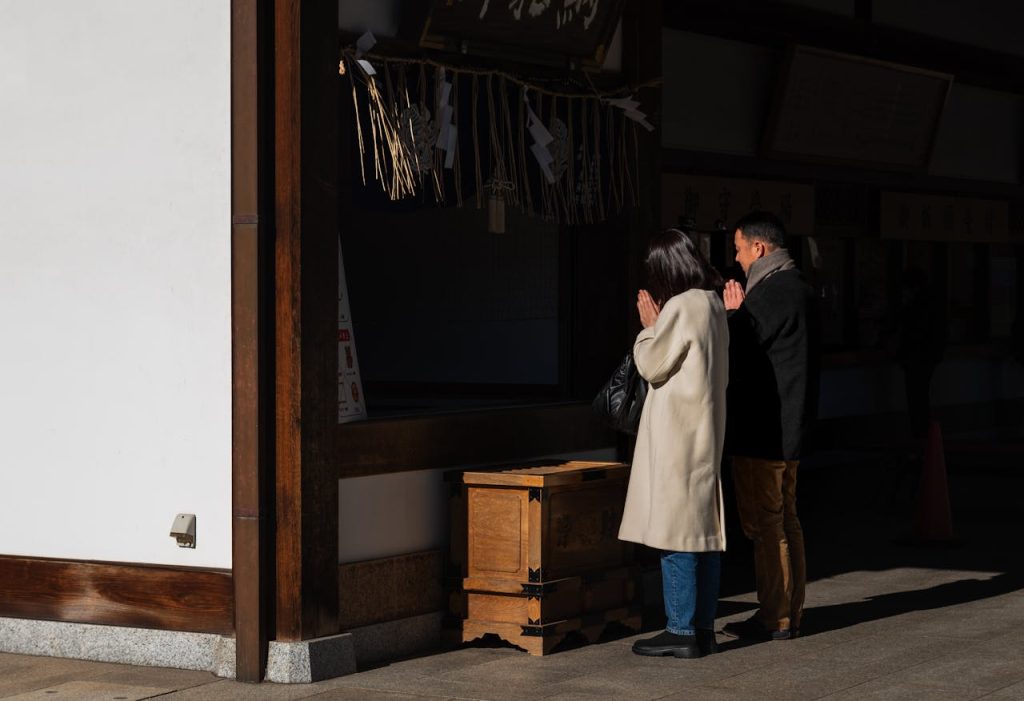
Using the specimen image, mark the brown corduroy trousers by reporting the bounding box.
[732,456,807,631]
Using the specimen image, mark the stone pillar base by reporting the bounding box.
[265,632,356,683]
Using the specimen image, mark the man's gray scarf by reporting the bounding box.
[745,248,796,293]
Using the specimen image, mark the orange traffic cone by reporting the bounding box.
[913,420,954,542]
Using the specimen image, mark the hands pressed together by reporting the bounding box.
[637,281,745,327]
[723,280,745,311]
[636,290,661,329]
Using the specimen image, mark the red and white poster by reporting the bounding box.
[338,238,366,423]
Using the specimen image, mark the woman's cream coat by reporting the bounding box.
[618,289,729,552]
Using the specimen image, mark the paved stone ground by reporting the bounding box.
[3,443,1023,700]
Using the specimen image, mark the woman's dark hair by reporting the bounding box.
[644,228,724,306]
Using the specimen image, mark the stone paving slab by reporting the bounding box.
[0,658,130,699]
[700,657,883,700]
[140,679,329,701]
[986,679,1024,701]
[878,652,1024,695]
[3,681,170,701]
[304,690,454,701]
[808,679,990,701]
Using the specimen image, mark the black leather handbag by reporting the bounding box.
[592,352,648,435]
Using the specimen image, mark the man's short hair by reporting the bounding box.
[735,211,786,248]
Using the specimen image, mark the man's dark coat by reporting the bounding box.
[727,268,820,461]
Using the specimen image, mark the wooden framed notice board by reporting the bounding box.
[763,45,952,171]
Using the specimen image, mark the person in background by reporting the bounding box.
[721,211,820,642]
[886,266,948,441]
[619,229,729,659]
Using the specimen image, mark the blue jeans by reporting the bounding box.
[661,551,721,636]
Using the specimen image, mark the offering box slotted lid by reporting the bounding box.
[461,461,629,488]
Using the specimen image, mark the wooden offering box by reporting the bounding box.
[453,461,639,655]
[464,461,632,584]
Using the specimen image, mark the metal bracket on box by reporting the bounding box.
[521,584,543,599]
[520,625,543,637]
[528,567,542,583]
[528,487,542,502]
[521,581,558,599]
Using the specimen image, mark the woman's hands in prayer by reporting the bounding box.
[724,280,746,311]
[637,289,661,329]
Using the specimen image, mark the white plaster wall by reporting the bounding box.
[0,1,232,567]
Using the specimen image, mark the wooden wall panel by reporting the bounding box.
[339,551,445,630]
[0,556,233,635]
[335,403,614,478]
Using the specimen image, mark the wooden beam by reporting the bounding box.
[614,0,662,464]
[662,148,1023,200]
[274,0,340,642]
[665,0,1024,95]
[0,556,233,634]
[335,403,613,479]
[621,0,662,330]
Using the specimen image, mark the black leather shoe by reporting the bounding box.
[631,631,702,658]
[696,628,718,655]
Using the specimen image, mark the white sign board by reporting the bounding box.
[338,238,367,423]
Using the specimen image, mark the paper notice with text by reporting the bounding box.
[338,237,366,423]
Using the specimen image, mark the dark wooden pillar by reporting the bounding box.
[617,0,662,464]
[622,0,663,320]
[231,0,271,683]
[274,0,340,642]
